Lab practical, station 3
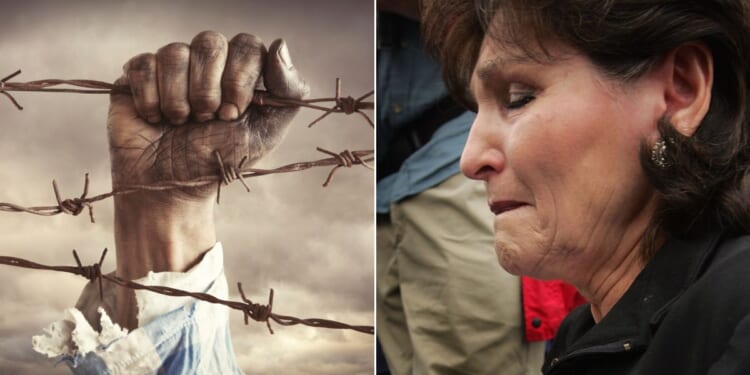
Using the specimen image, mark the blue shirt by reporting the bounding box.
[376,13,475,214]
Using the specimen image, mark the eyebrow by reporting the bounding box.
[475,55,535,81]
[470,56,514,98]
[476,58,503,81]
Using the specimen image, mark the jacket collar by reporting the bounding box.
[547,231,723,366]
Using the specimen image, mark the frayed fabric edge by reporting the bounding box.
[32,306,128,359]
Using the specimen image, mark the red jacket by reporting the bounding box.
[522,277,587,342]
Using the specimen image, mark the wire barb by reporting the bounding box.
[307,78,373,128]
[0,69,24,110]
[214,152,252,204]
[317,148,375,187]
[72,248,107,301]
[52,173,96,222]
[238,283,275,334]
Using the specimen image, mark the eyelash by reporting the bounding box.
[506,94,535,110]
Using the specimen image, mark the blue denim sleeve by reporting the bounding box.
[376,13,475,213]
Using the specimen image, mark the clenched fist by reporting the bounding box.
[107,30,309,202]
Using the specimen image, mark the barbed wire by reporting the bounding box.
[0,69,374,336]
[0,70,374,222]
[0,249,373,335]
[0,70,373,127]
[0,148,373,222]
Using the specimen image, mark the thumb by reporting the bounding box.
[241,39,308,167]
[264,39,310,100]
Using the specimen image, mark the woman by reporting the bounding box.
[422,1,750,374]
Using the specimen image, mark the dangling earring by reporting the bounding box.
[651,139,668,168]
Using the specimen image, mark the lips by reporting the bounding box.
[489,201,528,215]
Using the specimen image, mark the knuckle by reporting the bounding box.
[157,42,189,62]
[229,33,265,58]
[189,91,221,111]
[161,101,190,119]
[127,53,156,81]
[130,53,156,72]
[231,33,263,46]
[194,30,225,42]
[191,30,228,56]
[223,76,256,92]
[137,93,159,107]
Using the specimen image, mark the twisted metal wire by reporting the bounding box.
[0,69,374,336]
[0,250,373,335]
[0,70,373,127]
[0,149,373,222]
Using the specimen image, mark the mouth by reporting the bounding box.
[489,201,528,215]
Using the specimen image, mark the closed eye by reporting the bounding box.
[504,82,537,110]
[506,93,535,110]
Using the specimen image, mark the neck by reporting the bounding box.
[573,199,660,323]
[584,240,644,322]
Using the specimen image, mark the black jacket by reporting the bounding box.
[544,232,750,375]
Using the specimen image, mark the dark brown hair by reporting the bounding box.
[422,0,750,259]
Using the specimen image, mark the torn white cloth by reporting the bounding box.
[32,243,244,374]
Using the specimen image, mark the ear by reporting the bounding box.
[658,42,713,137]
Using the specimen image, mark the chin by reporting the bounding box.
[495,243,523,276]
[495,236,556,279]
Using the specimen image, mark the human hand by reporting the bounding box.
[107,30,309,203]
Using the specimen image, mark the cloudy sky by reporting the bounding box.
[0,0,373,373]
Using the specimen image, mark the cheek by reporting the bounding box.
[508,95,647,238]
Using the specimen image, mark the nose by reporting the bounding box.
[460,112,505,181]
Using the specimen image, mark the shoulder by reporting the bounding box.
[670,234,750,327]
[708,234,750,266]
[695,234,750,295]
[640,235,750,372]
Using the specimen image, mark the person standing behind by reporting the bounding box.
[376,2,584,374]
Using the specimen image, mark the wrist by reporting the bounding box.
[113,192,217,281]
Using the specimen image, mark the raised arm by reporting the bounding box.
[107,30,308,329]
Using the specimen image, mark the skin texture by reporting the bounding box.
[107,30,308,329]
[461,34,713,321]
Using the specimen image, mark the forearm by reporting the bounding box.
[114,193,217,279]
[112,193,216,329]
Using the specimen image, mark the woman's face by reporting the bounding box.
[463,37,664,280]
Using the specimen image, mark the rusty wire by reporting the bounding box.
[0,148,373,222]
[0,71,374,221]
[0,68,374,337]
[0,70,373,126]
[0,249,373,335]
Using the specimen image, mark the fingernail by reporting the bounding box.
[147,115,161,124]
[219,103,239,121]
[278,40,292,68]
[195,112,215,122]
